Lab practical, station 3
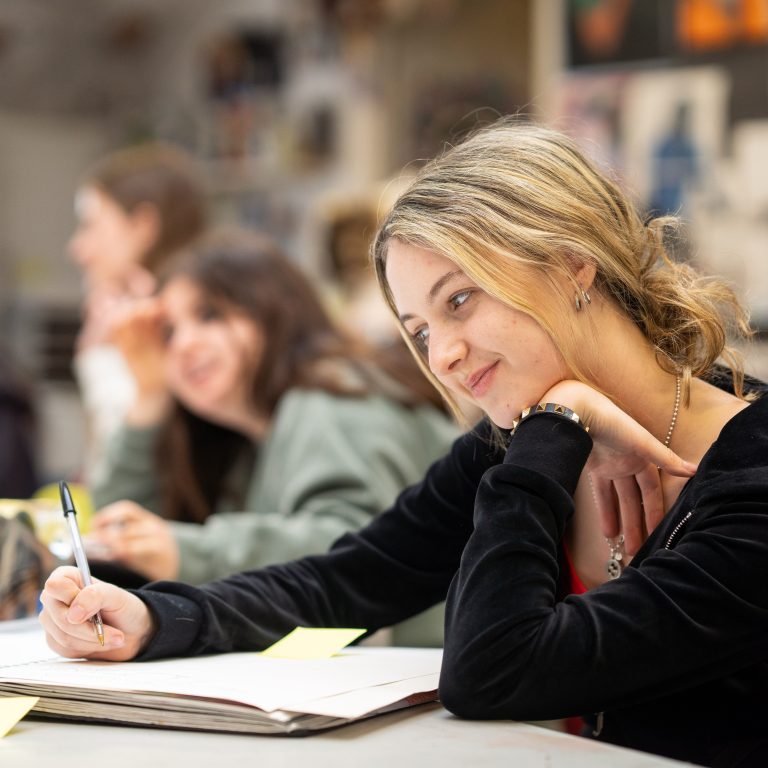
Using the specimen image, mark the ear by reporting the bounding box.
[573,260,597,292]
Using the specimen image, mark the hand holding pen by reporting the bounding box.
[59,481,105,646]
[39,561,155,662]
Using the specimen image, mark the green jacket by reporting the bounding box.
[92,388,457,643]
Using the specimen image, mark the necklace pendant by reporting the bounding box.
[605,533,625,580]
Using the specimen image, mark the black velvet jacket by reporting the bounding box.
[137,393,768,767]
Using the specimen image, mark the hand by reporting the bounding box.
[88,501,180,582]
[76,287,126,351]
[39,566,154,660]
[76,267,156,352]
[540,380,697,555]
[111,298,172,425]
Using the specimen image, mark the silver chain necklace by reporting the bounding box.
[605,375,682,580]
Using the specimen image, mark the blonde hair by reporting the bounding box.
[372,119,752,424]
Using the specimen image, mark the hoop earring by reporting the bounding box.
[574,292,583,312]
[582,288,592,305]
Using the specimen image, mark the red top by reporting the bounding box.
[561,541,588,595]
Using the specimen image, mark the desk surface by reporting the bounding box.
[1,703,687,767]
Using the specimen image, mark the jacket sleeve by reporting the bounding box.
[134,421,500,660]
[439,412,768,721]
[90,425,162,512]
[171,392,459,584]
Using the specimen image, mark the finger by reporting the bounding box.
[589,473,621,539]
[644,441,698,478]
[90,516,137,539]
[44,628,89,659]
[39,588,82,636]
[41,566,84,604]
[107,539,155,570]
[635,463,665,534]
[43,619,100,659]
[90,515,117,532]
[100,523,154,552]
[99,542,138,567]
[94,503,139,526]
[41,603,125,652]
[590,404,697,478]
[89,522,140,546]
[39,578,127,654]
[613,476,644,555]
[83,531,112,551]
[41,610,126,658]
[63,582,129,625]
[660,452,698,478]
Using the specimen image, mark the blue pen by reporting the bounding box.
[59,481,105,646]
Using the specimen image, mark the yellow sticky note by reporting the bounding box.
[261,627,366,660]
[0,696,39,738]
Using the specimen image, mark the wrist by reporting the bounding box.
[536,380,595,428]
[511,401,588,436]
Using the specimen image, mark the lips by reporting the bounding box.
[183,359,217,387]
[466,361,499,397]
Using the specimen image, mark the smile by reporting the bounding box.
[184,360,216,385]
[466,361,499,397]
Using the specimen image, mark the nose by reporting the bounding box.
[428,328,467,378]
[168,320,199,356]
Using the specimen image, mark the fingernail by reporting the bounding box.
[112,634,125,648]
[68,606,86,622]
[683,461,698,472]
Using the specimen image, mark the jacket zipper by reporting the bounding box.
[664,508,695,550]
[593,507,697,737]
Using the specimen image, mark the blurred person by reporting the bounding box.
[321,194,481,425]
[323,202,399,346]
[86,228,456,642]
[68,142,208,482]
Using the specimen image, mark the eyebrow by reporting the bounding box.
[398,269,463,323]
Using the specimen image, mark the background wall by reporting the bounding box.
[0,0,533,481]
[2,0,767,483]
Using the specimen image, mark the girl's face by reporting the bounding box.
[68,186,151,289]
[160,276,264,428]
[385,241,569,429]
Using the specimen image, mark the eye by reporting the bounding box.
[197,303,222,322]
[449,290,472,310]
[411,325,430,352]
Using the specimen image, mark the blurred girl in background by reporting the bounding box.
[68,143,208,481]
[86,228,456,614]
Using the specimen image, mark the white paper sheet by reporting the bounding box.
[0,624,442,721]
